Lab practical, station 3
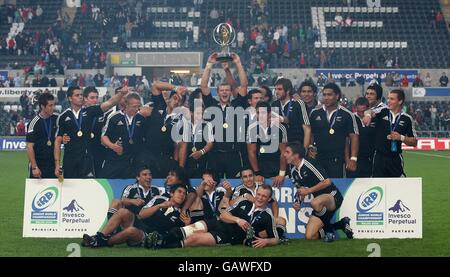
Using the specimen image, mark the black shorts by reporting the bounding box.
[100,156,134,179]
[259,158,279,178]
[132,216,151,234]
[317,156,345,178]
[209,151,243,178]
[204,218,245,245]
[346,155,373,178]
[372,151,405,177]
[63,154,94,178]
[313,189,344,225]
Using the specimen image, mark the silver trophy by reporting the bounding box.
[213,23,236,62]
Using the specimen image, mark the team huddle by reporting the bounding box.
[26,52,417,248]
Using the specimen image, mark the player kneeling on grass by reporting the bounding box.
[284,142,353,242]
[82,184,190,248]
[146,184,281,249]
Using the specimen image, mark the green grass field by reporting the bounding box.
[0,150,449,257]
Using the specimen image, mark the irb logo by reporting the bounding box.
[356,186,383,213]
[32,187,59,212]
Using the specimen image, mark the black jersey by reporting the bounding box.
[309,105,359,158]
[373,109,417,155]
[102,111,146,158]
[200,187,226,219]
[26,113,58,164]
[121,183,160,214]
[246,121,288,160]
[143,94,188,156]
[140,196,185,232]
[56,105,104,156]
[202,93,248,152]
[226,199,277,239]
[182,121,214,155]
[289,158,339,198]
[354,114,374,158]
[271,99,310,143]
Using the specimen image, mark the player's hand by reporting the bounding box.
[307,146,317,159]
[293,201,301,211]
[132,198,145,206]
[207,53,218,64]
[390,131,402,141]
[31,167,42,178]
[112,142,123,156]
[298,186,310,198]
[221,62,230,70]
[231,53,241,64]
[62,133,70,144]
[362,112,372,126]
[118,86,130,96]
[272,175,285,188]
[236,218,250,231]
[176,86,188,96]
[139,106,153,117]
[244,193,255,203]
[158,200,173,209]
[346,160,357,172]
[292,94,300,101]
[189,150,202,160]
[252,237,268,248]
[180,211,191,226]
[54,166,60,178]
[255,175,264,183]
[222,181,233,197]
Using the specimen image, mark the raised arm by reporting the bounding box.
[100,87,128,112]
[231,53,248,97]
[200,53,218,96]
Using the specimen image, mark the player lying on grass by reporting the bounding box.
[82,184,189,248]
[145,184,283,249]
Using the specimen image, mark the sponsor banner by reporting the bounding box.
[412,87,450,98]
[0,137,27,151]
[402,138,450,150]
[337,178,422,239]
[315,69,418,82]
[0,87,108,102]
[23,178,422,239]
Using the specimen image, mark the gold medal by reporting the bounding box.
[47,140,52,146]
[260,147,265,153]
[329,128,335,135]
[161,126,167,132]
[77,130,83,137]
[90,132,94,139]
[223,123,229,129]
[192,147,197,152]
[129,139,134,144]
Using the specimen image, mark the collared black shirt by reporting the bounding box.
[246,121,288,161]
[226,199,277,239]
[121,182,161,214]
[309,105,359,158]
[202,93,248,152]
[26,113,58,165]
[56,105,104,156]
[200,187,226,219]
[143,94,187,156]
[102,111,146,159]
[289,158,339,198]
[271,98,310,144]
[141,196,185,232]
[354,114,374,158]
[373,109,417,155]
